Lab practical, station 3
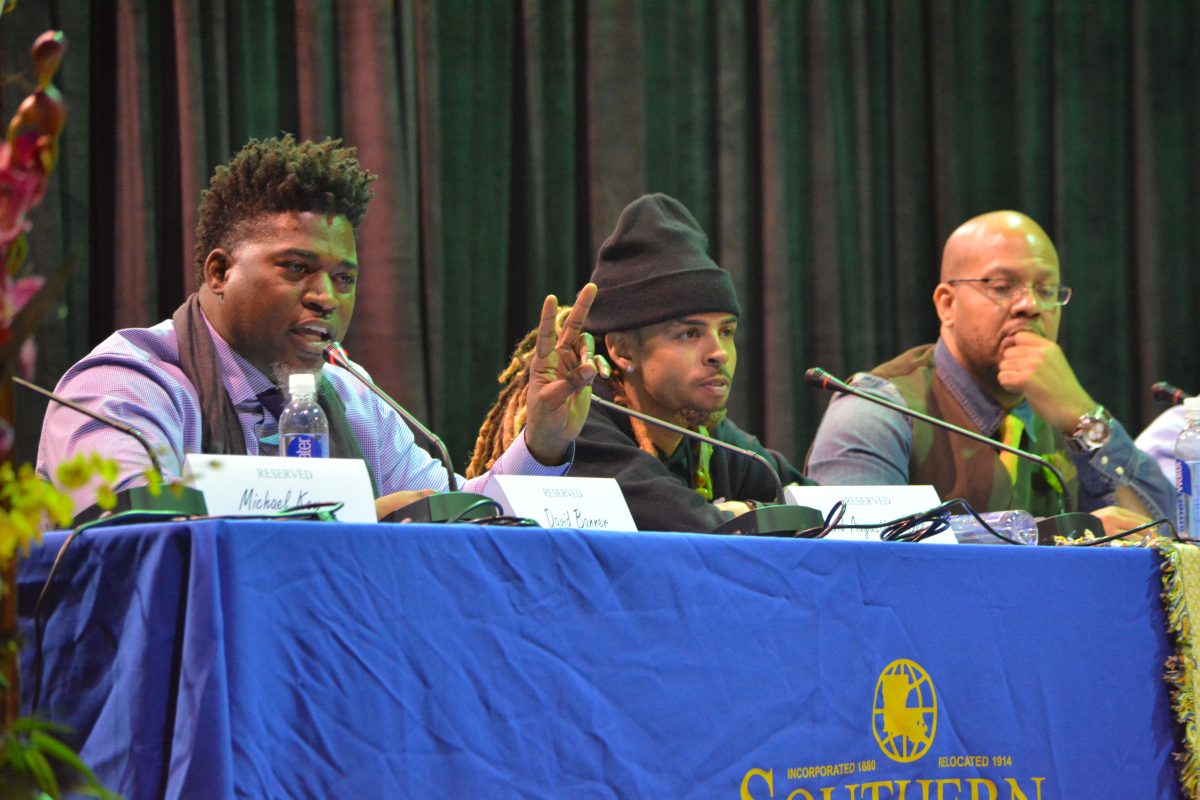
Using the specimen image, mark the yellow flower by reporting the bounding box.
[95,484,117,511]
[144,467,162,497]
[0,453,119,562]
[48,453,118,512]
[0,507,36,561]
[55,454,91,489]
[42,488,72,528]
[92,453,118,484]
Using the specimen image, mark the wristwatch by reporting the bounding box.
[1066,405,1113,452]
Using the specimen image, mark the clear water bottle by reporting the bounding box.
[947,509,1038,545]
[279,372,329,458]
[1175,397,1200,538]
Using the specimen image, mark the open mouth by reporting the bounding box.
[698,378,731,394]
[293,323,334,349]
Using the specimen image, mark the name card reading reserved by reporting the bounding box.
[783,484,955,543]
[483,475,638,532]
[183,454,377,524]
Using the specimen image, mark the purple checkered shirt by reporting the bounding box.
[36,315,569,511]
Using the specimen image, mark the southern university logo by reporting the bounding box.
[871,659,937,762]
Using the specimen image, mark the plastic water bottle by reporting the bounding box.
[947,509,1038,545]
[1175,397,1200,538]
[279,372,329,458]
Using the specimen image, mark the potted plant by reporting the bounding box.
[0,18,117,799]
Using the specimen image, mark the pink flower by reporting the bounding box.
[31,32,67,90]
[7,274,42,309]
[0,153,43,246]
[2,273,44,320]
[17,337,35,379]
[0,29,67,392]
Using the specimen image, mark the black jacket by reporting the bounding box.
[571,394,811,533]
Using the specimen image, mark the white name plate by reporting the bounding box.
[484,475,638,532]
[783,484,955,543]
[183,454,377,524]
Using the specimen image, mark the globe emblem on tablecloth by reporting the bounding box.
[871,658,938,763]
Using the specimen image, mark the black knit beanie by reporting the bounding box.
[585,194,741,335]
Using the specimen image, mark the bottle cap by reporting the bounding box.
[288,372,317,397]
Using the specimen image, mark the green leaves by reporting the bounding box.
[0,718,118,800]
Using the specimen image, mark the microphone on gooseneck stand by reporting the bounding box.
[588,395,824,536]
[803,367,1106,542]
[323,341,456,490]
[1152,381,1192,407]
[13,376,207,521]
[322,342,494,523]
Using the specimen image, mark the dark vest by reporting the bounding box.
[871,344,1074,516]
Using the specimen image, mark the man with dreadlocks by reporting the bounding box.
[38,135,599,517]
[470,193,810,533]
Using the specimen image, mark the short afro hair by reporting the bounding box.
[193,134,376,282]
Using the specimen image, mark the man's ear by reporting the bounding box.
[604,331,637,373]
[202,249,233,293]
[932,283,955,328]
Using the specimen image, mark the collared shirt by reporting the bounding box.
[37,317,569,511]
[805,339,1172,518]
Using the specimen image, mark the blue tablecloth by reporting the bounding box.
[18,520,1180,799]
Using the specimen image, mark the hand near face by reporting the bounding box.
[523,283,604,465]
[996,330,1094,432]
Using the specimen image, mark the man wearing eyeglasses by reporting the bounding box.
[806,210,1171,530]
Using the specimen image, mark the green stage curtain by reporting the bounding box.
[3,0,1198,473]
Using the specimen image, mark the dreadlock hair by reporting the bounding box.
[466,306,657,478]
[192,134,377,284]
[467,311,554,478]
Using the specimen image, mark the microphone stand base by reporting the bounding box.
[1036,512,1104,544]
[712,504,824,537]
[381,491,497,524]
[74,485,208,524]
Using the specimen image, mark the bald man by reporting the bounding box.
[806,210,1171,529]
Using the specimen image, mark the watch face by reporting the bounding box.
[1079,413,1112,448]
[1084,419,1109,443]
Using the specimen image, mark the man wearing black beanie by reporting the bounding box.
[470,194,810,532]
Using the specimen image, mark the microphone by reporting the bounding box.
[16,376,163,477]
[804,367,1072,516]
[14,376,206,521]
[592,395,783,502]
[323,341,492,523]
[324,341,457,491]
[588,394,823,535]
[1152,381,1191,406]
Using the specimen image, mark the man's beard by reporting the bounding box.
[271,362,322,391]
[680,405,728,430]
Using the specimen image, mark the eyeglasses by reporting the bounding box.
[946,277,1073,309]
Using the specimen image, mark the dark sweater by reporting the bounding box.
[570,394,811,533]
[872,343,1072,516]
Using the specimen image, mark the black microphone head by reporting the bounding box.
[804,367,835,390]
[323,341,350,369]
[1152,381,1190,406]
